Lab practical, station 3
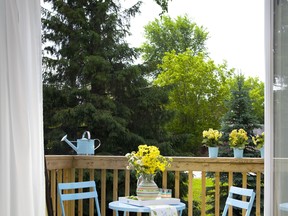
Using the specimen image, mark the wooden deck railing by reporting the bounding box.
[45,155,264,216]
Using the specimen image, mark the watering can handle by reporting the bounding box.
[82,131,91,139]
[94,139,101,150]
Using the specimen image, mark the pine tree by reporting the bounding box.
[221,75,260,138]
[220,75,261,158]
[41,0,170,155]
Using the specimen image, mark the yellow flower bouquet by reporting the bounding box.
[202,128,223,147]
[229,129,249,149]
[125,145,172,177]
[252,132,264,149]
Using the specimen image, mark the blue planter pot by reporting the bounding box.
[208,147,219,158]
[260,147,264,158]
[233,148,244,158]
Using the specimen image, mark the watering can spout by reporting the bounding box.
[61,134,78,152]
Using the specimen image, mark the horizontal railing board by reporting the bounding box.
[46,155,264,172]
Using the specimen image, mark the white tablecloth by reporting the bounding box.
[148,205,178,216]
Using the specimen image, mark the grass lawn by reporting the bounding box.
[183,174,214,215]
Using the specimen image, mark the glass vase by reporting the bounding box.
[136,174,159,200]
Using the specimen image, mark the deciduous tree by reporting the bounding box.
[154,49,232,153]
[141,15,209,77]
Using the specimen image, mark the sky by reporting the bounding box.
[124,0,265,81]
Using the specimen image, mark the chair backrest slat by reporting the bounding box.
[226,197,250,209]
[59,181,96,190]
[229,186,254,197]
[61,191,98,201]
[58,181,101,216]
[222,186,255,216]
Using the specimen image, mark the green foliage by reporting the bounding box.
[41,0,170,155]
[153,0,171,14]
[221,75,261,143]
[244,77,264,124]
[154,50,232,154]
[141,15,209,77]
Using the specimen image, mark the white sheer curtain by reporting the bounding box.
[0,0,45,215]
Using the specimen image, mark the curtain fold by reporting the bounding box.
[0,0,45,215]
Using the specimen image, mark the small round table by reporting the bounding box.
[109,201,186,216]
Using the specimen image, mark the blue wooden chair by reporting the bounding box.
[58,181,101,216]
[222,186,255,216]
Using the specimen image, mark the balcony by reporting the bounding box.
[45,155,264,216]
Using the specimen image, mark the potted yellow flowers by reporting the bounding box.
[252,132,264,158]
[229,128,249,158]
[125,145,172,200]
[202,128,223,158]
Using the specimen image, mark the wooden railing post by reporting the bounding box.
[201,171,206,216]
